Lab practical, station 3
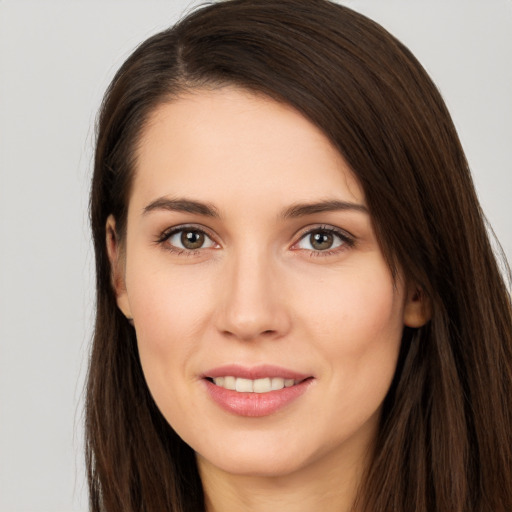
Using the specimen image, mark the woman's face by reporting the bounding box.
[110,87,421,479]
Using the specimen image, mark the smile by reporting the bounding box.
[209,376,298,393]
[202,365,314,417]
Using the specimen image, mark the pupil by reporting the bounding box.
[311,231,333,250]
[181,231,204,249]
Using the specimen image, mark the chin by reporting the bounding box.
[198,448,311,479]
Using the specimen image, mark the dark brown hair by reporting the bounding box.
[87,1,512,510]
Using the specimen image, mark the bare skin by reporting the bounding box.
[107,87,430,512]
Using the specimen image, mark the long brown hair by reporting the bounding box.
[87,1,512,510]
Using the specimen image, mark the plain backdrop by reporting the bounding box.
[0,1,510,510]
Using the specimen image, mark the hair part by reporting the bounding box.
[87,1,512,511]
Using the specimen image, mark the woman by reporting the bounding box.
[86,0,512,511]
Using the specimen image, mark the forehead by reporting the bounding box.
[131,87,364,213]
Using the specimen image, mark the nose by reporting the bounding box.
[214,248,292,342]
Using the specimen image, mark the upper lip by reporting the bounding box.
[202,364,311,381]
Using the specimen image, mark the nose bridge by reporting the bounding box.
[216,242,289,341]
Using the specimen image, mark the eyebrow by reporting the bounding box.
[142,197,220,218]
[142,197,368,219]
[281,199,368,218]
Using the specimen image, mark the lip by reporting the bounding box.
[201,364,314,417]
[201,364,311,381]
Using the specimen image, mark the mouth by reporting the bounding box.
[205,376,307,393]
[202,365,314,417]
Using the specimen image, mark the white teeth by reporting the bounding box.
[235,378,253,392]
[271,377,284,390]
[211,376,298,393]
[253,378,272,393]
[223,376,236,390]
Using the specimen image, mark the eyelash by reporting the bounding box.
[156,224,218,256]
[293,225,355,257]
[156,224,355,257]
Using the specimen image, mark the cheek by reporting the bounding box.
[300,262,404,396]
[124,255,215,386]
[303,262,403,338]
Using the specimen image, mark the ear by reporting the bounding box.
[403,285,431,328]
[106,215,132,320]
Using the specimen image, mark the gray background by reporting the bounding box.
[0,1,510,510]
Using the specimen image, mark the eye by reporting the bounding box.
[295,227,352,253]
[160,227,218,252]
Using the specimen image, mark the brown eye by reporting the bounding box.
[163,227,217,252]
[310,231,334,250]
[295,227,349,253]
[181,230,205,249]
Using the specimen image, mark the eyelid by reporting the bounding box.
[155,223,354,256]
[291,224,355,252]
[156,224,220,250]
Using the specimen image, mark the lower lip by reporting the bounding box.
[204,378,313,417]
